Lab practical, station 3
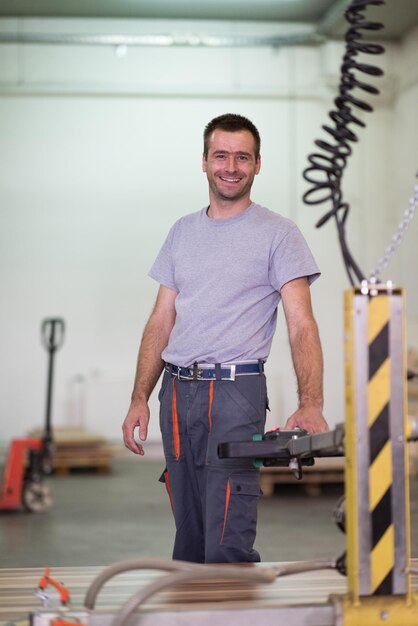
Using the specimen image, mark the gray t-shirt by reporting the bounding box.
[149,202,320,366]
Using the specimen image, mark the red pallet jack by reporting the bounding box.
[0,318,65,513]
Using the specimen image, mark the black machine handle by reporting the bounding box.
[41,318,65,442]
[218,425,345,480]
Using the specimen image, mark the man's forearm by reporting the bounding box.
[123,285,177,454]
[289,318,324,410]
[281,278,327,433]
[131,315,171,404]
[129,285,177,405]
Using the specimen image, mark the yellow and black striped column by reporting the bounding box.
[344,285,410,603]
[368,294,393,595]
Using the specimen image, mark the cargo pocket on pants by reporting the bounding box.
[220,473,261,548]
[159,467,175,514]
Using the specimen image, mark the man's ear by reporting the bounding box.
[255,155,261,175]
[202,153,207,173]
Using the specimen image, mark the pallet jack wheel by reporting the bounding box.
[22,480,54,513]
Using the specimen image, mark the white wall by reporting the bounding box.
[0,17,416,446]
[392,26,418,346]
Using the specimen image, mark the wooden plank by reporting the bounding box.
[0,564,344,624]
[53,459,112,475]
[1,561,418,625]
[29,428,108,446]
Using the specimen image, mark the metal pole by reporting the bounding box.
[41,319,65,441]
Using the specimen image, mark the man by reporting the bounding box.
[123,113,328,564]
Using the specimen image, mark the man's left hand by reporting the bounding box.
[284,406,328,434]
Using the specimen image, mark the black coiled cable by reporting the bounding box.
[303,0,385,285]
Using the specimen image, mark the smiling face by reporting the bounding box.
[202,129,261,209]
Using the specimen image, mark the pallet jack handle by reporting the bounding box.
[41,318,65,442]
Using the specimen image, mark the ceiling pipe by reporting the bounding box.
[0,30,325,47]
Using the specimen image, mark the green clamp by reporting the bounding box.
[253,433,263,467]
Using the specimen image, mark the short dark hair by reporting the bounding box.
[203,113,260,158]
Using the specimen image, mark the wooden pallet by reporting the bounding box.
[53,428,113,474]
[29,427,113,474]
[53,451,112,475]
[260,457,344,497]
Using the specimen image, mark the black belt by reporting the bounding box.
[165,361,264,381]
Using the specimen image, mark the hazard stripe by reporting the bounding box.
[369,404,390,464]
[372,487,392,547]
[369,442,392,510]
[367,359,390,429]
[371,525,395,592]
[374,569,393,595]
[367,297,390,344]
[368,322,389,378]
[368,295,393,595]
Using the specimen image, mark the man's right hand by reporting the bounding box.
[122,400,150,455]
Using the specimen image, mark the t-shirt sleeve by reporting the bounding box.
[148,226,178,292]
[268,224,320,292]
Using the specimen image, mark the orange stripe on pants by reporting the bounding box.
[164,470,175,514]
[208,380,214,431]
[172,378,180,460]
[220,478,231,544]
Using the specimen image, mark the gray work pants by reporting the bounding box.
[158,370,268,563]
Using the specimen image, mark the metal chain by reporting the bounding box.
[369,178,418,282]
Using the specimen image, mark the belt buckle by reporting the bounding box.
[180,362,202,380]
[191,362,204,380]
[176,366,190,380]
[224,364,236,381]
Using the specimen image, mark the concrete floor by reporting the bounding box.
[1,457,418,569]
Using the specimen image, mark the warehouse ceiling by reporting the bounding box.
[0,0,417,41]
